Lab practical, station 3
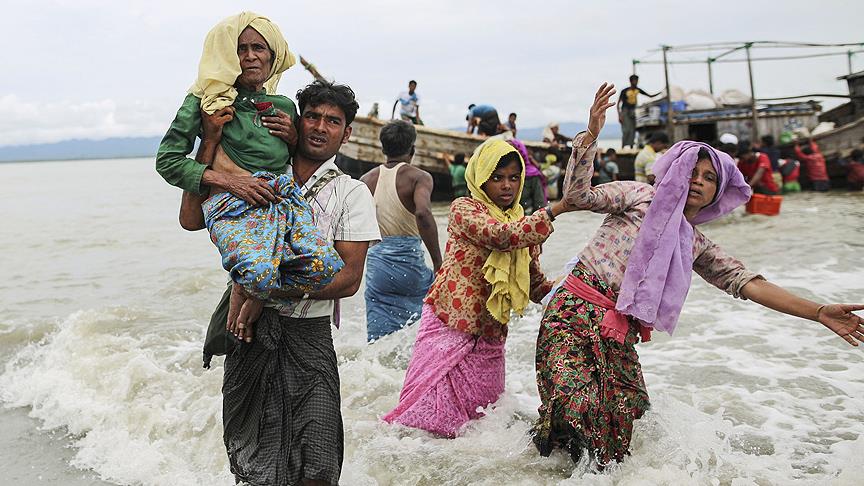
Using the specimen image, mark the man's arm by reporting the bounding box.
[413,171,443,272]
[311,240,370,299]
[269,240,370,302]
[748,167,766,188]
[391,100,399,119]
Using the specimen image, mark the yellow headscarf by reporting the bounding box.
[190,12,297,114]
[465,139,530,325]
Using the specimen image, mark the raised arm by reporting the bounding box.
[562,83,652,213]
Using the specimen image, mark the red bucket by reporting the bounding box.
[745,194,783,216]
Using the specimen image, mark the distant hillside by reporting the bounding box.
[0,136,162,163]
[0,121,622,162]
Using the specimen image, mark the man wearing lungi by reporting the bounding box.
[360,120,443,342]
[190,80,380,486]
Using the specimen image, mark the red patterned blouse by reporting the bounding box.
[424,197,555,340]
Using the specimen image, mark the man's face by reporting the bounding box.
[235,27,272,91]
[509,114,516,123]
[297,103,352,162]
[408,81,417,93]
[630,77,638,88]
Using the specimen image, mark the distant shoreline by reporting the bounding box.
[0,155,154,164]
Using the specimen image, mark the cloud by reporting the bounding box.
[0,95,176,146]
[1,0,861,147]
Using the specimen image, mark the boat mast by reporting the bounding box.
[299,55,328,83]
[662,45,674,139]
[745,43,759,142]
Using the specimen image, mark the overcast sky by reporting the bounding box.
[2,0,862,147]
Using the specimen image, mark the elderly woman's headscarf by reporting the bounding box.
[466,138,529,325]
[190,12,296,114]
[615,141,751,335]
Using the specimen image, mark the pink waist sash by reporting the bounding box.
[562,274,651,344]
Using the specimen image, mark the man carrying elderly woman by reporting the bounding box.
[155,12,346,485]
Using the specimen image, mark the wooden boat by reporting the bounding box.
[335,116,574,200]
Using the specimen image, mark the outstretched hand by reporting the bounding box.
[587,83,617,142]
[818,304,864,347]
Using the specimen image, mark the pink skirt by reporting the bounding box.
[382,304,506,437]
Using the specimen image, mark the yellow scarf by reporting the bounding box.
[190,12,297,114]
[465,139,530,325]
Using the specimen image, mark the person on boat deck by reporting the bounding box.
[533,83,864,469]
[360,120,443,342]
[846,149,864,191]
[634,131,669,184]
[795,139,831,191]
[382,138,584,438]
[542,122,570,149]
[391,80,423,125]
[737,140,780,195]
[617,74,658,148]
[467,104,506,136]
[506,112,518,136]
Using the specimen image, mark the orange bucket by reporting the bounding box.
[745,194,783,216]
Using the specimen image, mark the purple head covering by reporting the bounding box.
[615,141,751,335]
[508,138,542,178]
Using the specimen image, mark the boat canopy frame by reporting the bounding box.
[631,41,864,140]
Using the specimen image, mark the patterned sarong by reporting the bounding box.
[382,304,505,438]
[364,236,434,342]
[203,172,343,310]
[223,309,342,485]
[533,262,650,466]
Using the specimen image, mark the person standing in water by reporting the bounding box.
[361,120,442,342]
[533,82,864,468]
[382,115,602,436]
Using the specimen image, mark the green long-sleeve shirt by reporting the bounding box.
[155,88,297,194]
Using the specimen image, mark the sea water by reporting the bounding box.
[1,158,862,485]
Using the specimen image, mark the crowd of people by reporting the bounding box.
[154,13,864,484]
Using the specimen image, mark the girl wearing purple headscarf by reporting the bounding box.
[532,83,864,468]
